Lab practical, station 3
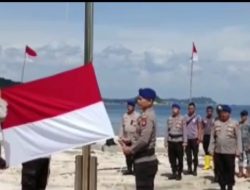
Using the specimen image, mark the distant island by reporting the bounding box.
[0,78,216,105]
[104,97,216,106]
[0,78,21,88]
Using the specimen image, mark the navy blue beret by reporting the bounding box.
[127,100,136,107]
[216,104,223,112]
[172,103,181,110]
[240,110,248,116]
[221,105,231,113]
[138,88,156,101]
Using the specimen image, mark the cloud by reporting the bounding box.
[0,43,83,82]
[1,23,250,104]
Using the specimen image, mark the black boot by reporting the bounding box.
[220,185,226,190]
[213,174,219,183]
[168,172,177,180]
[227,185,233,190]
[176,172,182,181]
[187,165,193,175]
[122,169,133,175]
[192,166,197,176]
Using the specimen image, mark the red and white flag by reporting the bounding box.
[25,45,37,57]
[25,45,37,63]
[2,63,114,166]
[191,42,198,62]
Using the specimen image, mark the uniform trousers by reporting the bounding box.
[134,160,158,190]
[22,158,50,190]
[239,150,250,167]
[126,155,134,171]
[168,141,184,174]
[0,157,6,169]
[203,135,210,155]
[213,154,219,181]
[185,138,199,170]
[214,153,235,187]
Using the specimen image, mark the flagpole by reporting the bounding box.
[84,2,93,64]
[21,50,27,82]
[189,59,194,102]
[79,2,96,190]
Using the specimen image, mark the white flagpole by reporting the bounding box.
[189,59,194,102]
[21,50,27,82]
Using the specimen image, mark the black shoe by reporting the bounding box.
[220,185,226,190]
[122,170,133,175]
[186,168,193,175]
[192,170,197,176]
[213,175,219,183]
[168,173,177,180]
[176,173,182,181]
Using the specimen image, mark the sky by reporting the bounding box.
[0,3,250,104]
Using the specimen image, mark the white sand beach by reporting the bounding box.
[0,138,250,190]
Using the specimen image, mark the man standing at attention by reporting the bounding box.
[212,104,223,182]
[237,110,250,178]
[202,106,214,170]
[119,100,140,175]
[184,102,202,176]
[122,88,158,190]
[165,103,187,180]
[209,105,242,190]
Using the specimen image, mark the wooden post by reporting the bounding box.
[75,155,83,190]
[82,146,90,190]
[89,156,97,190]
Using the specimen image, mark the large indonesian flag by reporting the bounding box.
[1,63,114,166]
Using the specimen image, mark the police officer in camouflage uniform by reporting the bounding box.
[122,88,158,190]
[202,106,214,170]
[119,100,140,175]
[237,110,250,178]
[184,102,202,176]
[209,105,242,190]
[165,103,187,181]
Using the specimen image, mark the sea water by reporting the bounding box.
[105,104,250,137]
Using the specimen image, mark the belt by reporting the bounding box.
[169,134,183,138]
[134,148,155,159]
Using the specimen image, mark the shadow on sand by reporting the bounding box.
[161,173,173,178]
[203,175,216,183]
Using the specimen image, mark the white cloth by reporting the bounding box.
[0,98,7,121]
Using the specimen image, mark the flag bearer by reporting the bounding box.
[237,110,250,178]
[184,102,202,176]
[118,100,140,175]
[165,103,187,180]
[209,105,242,190]
[122,88,158,190]
[202,106,214,170]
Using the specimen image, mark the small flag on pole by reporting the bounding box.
[25,45,37,63]
[191,42,198,62]
[25,45,37,57]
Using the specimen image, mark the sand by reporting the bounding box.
[0,138,250,190]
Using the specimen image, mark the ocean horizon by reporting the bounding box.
[105,104,250,137]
